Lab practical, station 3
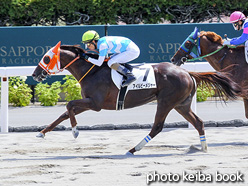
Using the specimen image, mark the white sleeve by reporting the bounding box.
[88,56,105,66]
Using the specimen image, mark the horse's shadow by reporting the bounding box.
[3,153,178,161]
[3,142,248,162]
[208,142,248,147]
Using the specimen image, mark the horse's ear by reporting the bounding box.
[192,27,199,40]
[52,41,61,53]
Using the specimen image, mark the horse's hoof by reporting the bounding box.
[125,151,134,156]
[72,130,79,139]
[201,144,208,152]
[202,147,208,153]
[36,132,45,138]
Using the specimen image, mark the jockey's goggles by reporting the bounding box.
[232,21,243,30]
[85,42,94,46]
[82,40,93,44]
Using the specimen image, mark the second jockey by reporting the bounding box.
[223,11,248,62]
[223,11,248,46]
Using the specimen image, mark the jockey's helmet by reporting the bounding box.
[82,30,100,44]
[230,11,246,23]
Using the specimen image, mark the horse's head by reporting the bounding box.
[32,42,98,82]
[171,27,201,66]
[32,41,61,82]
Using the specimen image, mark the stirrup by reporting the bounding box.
[122,76,136,87]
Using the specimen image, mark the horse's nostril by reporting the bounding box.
[170,57,174,62]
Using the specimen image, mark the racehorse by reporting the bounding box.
[32,41,242,154]
[171,27,248,119]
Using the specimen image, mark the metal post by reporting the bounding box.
[0,77,9,133]
[189,93,197,128]
[189,62,197,128]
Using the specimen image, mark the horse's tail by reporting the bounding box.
[188,71,242,101]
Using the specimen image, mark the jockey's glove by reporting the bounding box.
[81,53,89,60]
[223,40,231,45]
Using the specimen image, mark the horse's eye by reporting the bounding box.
[43,56,50,64]
[184,42,191,49]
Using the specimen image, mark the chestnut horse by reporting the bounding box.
[171,27,248,118]
[32,41,241,155]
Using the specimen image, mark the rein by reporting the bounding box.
[39,44,96,84]
[186,45,237,62]
[77,49,100,83]
[186,46,225,62]
[60,55,80,72]
[59,54,95,83]
[78,64,95,83]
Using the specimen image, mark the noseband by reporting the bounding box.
[39,55,80,81]
[180,39,199,64]
[41,69,50,79]
[181,56,188,64]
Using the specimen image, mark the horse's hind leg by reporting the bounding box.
[128,103,173,155]
[175,103,207,152]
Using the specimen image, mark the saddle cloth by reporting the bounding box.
[111,64,157,91]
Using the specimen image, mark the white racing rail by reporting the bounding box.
[0,62,214,133]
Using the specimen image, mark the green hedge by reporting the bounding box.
[0,0,248,26]
[5,75,214,107]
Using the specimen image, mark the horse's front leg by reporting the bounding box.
[36,111,69,138]
[66,98,100,138]
[37,97,97,138]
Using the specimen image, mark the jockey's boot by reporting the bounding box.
[111,63,136,87]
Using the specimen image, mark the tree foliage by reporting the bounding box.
[0,0,248,26]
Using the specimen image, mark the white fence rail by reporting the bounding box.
[0,62,215,133]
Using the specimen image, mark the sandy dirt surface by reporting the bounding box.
[0,127,248,186]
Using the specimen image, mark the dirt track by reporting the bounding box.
[0,127,248,186]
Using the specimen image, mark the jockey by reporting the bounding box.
[223,11,248,46]
[223,11,248,62]
[82,30,140,87]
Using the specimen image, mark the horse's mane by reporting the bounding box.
[61,45,99,59]
[61,44,85,53]
[199,31,244,50]
[199,31,223,44]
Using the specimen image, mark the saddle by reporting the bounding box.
[113,63,157,110]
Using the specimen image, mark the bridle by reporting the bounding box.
[39,55,80,81]
[178,33,228,65]
[180,40,199,64]
[36,42,97,83]
[38,51,95,83]
[179,35,201,65]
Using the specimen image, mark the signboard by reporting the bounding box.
[0,25,105,84]
[0,23,241,84]
[0,25,105,67]
[108,23,241,63]
[0,23,242,67]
